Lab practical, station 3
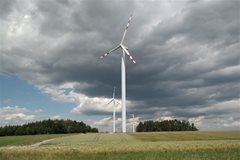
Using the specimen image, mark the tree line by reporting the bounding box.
[136,119,198,132]
[0,119,98,136]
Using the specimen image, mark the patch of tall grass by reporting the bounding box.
[128,131,240,141]
[0,147,239,160]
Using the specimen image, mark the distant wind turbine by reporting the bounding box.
[131,114,135,133]
[98,14,136,133]
[107,87,119,133]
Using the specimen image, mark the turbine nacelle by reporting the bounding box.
[98,44,136,64]
[98,14,136,64]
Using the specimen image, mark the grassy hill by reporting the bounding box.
[0,131,240,160]
[128,131,240,141]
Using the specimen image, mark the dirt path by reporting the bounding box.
[31,138,55,147]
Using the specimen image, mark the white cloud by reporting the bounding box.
[70,97,123,115]
[38,82,127,115]
[155,111,174,121]
[223,121,240,128]
[0,106,35,125]
[50,115,61,120]
[0,106,27,114]
[34,109,43,113]
[4,113,34,121]
[90,115,140,132]
[93,117,113,126]
[39,85,77,104]
[189,99,240,115]
[160,116,174,121]
[189,116,205,126]
[127,116,140,126]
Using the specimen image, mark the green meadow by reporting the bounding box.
[0,134,70,147]
[0,131,240,160]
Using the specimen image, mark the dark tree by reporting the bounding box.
[136,119,198,132]
[0,119,99,136]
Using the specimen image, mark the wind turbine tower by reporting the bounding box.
[107,87,117,133]
[131,114,135,133]
[98,14,136,133]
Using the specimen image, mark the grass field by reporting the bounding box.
[0,134,71,147]
[128,131,240,141]
[0,131,240,160]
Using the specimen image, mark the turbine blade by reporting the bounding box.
[107,99,114,105]
[121,45,136,64]
[98,45,121,60]
[113,99,120,105]
[109,45,121,53]
[121,14,133,44]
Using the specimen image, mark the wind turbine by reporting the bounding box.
[107,87,118,133]
[98,14,136,133]
[131,114,135,133]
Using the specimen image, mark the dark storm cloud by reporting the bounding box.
[0,0,16,19]
[146,0,240,47]
[0,0,239,125]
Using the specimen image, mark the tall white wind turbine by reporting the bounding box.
[98,14,136,133]
[107,87,118,133]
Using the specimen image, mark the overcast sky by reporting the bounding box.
[0,0,239,131]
